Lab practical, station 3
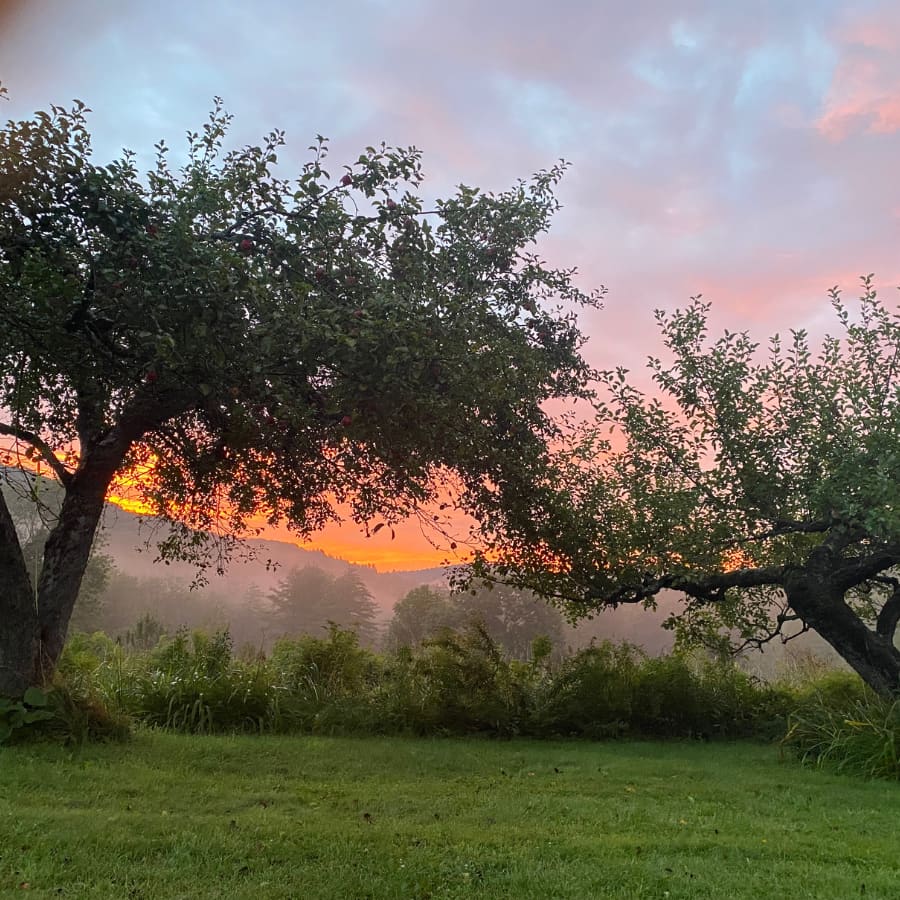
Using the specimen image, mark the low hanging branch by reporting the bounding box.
[482,279,900,697]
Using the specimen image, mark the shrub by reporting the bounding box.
[132,630,273,734]
[0,688,55,744]
[783,673,899,779]
[269,626,382,733]
[387,624,535,736]
[46,625,886,766]
[533,643,794,739]
[534,641,643,738]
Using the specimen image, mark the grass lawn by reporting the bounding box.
[0,733,897,899]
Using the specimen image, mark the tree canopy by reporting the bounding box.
[0,88,600,694]
[483,280,900,696]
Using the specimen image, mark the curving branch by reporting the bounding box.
[0,422,73,488]
[876,586,900,640]
[585,563,792,608]
[835,547,900,591]
[733,606,808,654]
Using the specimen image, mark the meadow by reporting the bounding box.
[1,732,897,899]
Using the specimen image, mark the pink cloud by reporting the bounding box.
[818,12,900,140]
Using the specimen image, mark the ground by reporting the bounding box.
[1,733,897,898]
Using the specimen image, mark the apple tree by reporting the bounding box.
[0,89,601,695]
[479,280,900,696]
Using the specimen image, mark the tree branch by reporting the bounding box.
[876,586,900,640]
[835,547,900,591]
[585,563,792,608]
[733,607,808,654]
[709,518,836,552]
[0,423,73,488]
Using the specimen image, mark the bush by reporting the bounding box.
[48,625,890,771]
[131,630,273,734]
[0,688,55,744]
[783,673,899,779]
[534,641,640,738]
[533,643,794,739]
[379,624,535,736]
[44,680,131,745]
[269,626,382,733]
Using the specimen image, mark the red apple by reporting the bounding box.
[386,199,397,210]
[340,174,353,187]
[352,309,364,319]
[315,266,327,279]
[145,370,158,384]
[341,415,353,427]
[146,223,158,237]
[239,238,255,253]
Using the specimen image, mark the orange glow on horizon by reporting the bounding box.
[104,461,469,573]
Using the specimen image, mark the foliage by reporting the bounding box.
[0,686,54,744]
[484,279,900,696]
[0,86,601,693]
[458,584,567,661]
[129,630,273,733]
[123,611,166,651]
[383,585,465,650]
[269,626,382,733]
[783,673,900,779]
[531,642,791,739]
[52,625,807,743]
[381,624,535,736]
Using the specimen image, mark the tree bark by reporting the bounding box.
[35,475,109,675]
[786,572,900,697]
[3,392,196,688]
[0,486,39,697]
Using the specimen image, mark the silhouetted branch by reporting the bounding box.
[0,423,73,487]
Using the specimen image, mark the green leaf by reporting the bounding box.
[23,686,49,708]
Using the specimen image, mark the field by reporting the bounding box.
[1,734,897,899]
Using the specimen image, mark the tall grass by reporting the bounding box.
[48,624,900,779]
[782,672,900,779]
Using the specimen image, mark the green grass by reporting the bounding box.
[1,734,897,899]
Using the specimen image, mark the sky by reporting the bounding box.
[2,0,900,569]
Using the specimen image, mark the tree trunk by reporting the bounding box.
[35,469,112,677]
[0,486,39,697]
[787,574,900,697]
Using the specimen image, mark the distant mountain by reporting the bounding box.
[98,503,447,615]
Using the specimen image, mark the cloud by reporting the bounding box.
[818,6,900,139]
[4,0,900,567]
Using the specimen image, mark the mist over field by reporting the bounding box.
[0,476,831,673]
